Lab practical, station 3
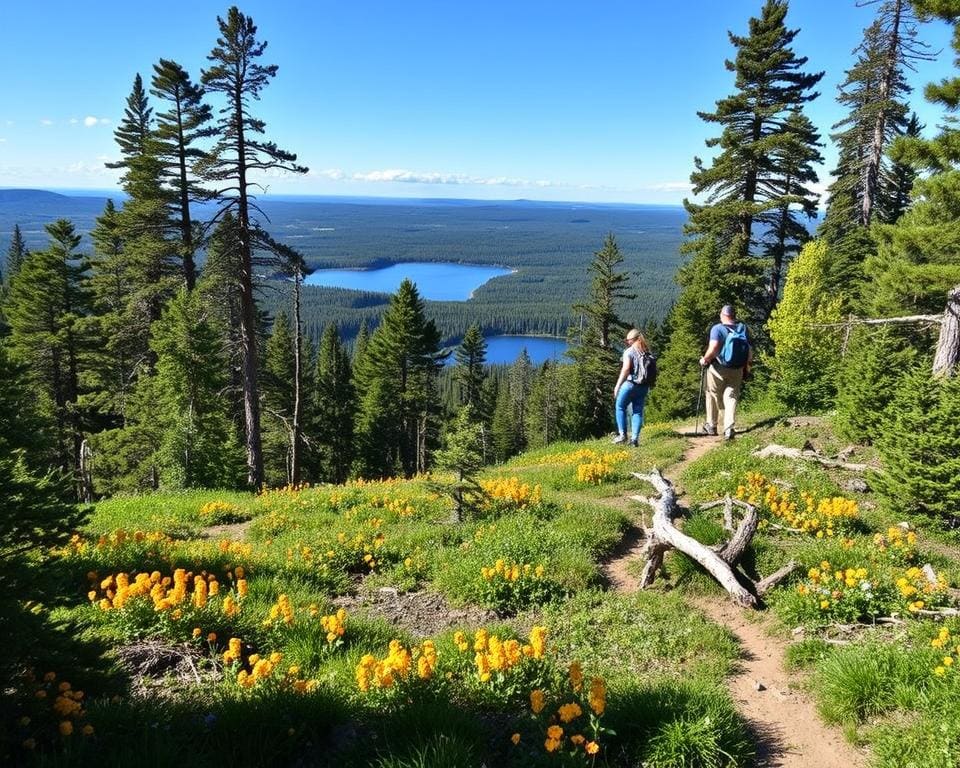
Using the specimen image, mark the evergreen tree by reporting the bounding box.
[313,324,355,483]
[490,381,519,463]
[766,240,843,412]
[507,349,534,452]
[875,363,960,521]
[834,326,917,443]
[5,220,92,478]
[200,6,309,488]
[526,361,564,449]
[432,404,485,521]
[453,323,488,413]
[353,320,370,368]
[568,234,634,437]
[262,311,296,487]
[353,280,442,478]
[150,289,245,489]
[5,223,28,287]
[881,111,923,223]
[654,0,822,418]
[819,6,929,306]
[150,58,214,290]
[105,74,180,364]
[87,199,138,424]
[866,1,960,318]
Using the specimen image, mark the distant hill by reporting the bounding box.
[0,188,71,204]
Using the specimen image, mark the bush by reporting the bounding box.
[834,327,917,444]
[875,364,960,523]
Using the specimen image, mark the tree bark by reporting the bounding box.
[290,265,304,485]
[632,470,758,607]
[932,284,960,377]
[863,0,903,226]
[753,444,868,472]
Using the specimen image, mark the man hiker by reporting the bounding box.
[698,305,752,440]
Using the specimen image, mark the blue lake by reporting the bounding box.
[449,335,569,366]
[304,262,513,301]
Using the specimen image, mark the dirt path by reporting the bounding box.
[601,427,868,768]
[695,599,867,768]
[201,519,252,540]
[601,429,720,591]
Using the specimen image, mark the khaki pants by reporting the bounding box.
[705,364,743,432]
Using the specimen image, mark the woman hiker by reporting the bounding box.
[612,328,653,446]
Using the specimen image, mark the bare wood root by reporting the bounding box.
[632,470,757,608]
[756,561,799,597]
[752,444,869,472]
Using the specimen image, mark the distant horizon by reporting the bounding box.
[2,185,690,210]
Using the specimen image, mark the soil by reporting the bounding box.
[201,519,253,540]
[695,599,867,768]
[602,427,869,768]
[115,639,222,700]
[331,588,499,638]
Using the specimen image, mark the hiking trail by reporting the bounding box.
[603,427,868,768]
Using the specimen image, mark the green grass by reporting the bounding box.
[89,489,256,537]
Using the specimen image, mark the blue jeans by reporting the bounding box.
[615,381,649,440]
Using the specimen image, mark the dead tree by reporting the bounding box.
[632,470,796,608]
[933,284,960,376]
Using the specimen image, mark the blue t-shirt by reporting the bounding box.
[709,322,750,345]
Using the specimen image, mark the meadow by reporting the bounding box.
[7,413,960,767]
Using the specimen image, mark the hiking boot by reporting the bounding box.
[629,439,639,447]
[724,427,735,441]
[611,433,627,445]
[700,423,717,436]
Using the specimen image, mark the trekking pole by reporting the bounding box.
[694,364,706,437]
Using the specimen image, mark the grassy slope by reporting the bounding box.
[13,413,960,767]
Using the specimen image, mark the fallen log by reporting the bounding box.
[755,561,798,597]
[753,444,869,472]
[631,470,757,608]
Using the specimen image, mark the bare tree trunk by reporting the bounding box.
[933,284,960,377]
[863,0,903,226]
[290,265,304,485]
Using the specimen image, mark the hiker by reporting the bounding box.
[698,305,752,440]
[612,328,656,446]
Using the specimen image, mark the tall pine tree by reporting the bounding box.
[200,6,308,488]
[313,324,355,483]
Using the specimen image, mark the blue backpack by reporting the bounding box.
[717,323,750,368]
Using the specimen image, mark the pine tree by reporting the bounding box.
[526,361,564,449]
[490,381,518,463]
[762,109,823,310]
[200,6,309,489]
[87,200,138,424]
[819,6,929,306]
[453,323,488,413]
[654,0,822,419]
[313,324,355,483]
[875,363,960,521]
[150,289,245,489]
[507,349,534,452]
[834,326,917,443]
[353,280,442,478]
[150,58,214,290]
[568,234,634,437]
[881,112,923,223]
[5,224,28,287]
[432,404,485,521]
[105,75,180,362]
[767,240,843,412]
[5,220,92,478]
[866,1,960,318]
[262,311,296,487]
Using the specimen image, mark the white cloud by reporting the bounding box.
[40,119,54,126]
[350,168,566,188]
[644,181,694,193]
[310,168,346,181]
[0,138,6,143]
[84,116,110,127]
[69,118,79,125]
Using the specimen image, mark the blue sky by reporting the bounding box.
[0,0,956,204]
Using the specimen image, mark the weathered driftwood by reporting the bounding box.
[752,444,869,472]
[755,561,798,597]
[631,470,758,608]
